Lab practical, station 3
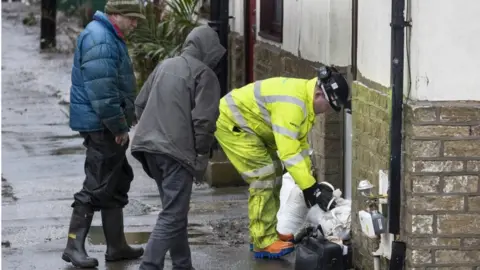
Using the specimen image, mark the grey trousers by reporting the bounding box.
[135,152,193,270]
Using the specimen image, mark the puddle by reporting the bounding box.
[46,134,82,141]
[87,223,215,246]
[50,146,84,155]
[87,227,151,245]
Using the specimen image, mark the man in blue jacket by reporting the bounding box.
[62,0,146,268]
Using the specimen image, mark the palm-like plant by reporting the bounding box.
[127,0,201,92]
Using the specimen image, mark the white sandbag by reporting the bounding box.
[276,173,309,235]
[305,198,352,240]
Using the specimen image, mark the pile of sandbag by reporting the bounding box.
[276,173,309,236]
[276,172,351,241]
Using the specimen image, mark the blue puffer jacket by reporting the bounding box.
[69,11,136,135]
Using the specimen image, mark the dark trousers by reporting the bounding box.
[134,152,193,270]
[73,130,134,210]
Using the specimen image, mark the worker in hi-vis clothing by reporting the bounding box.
[214,66,351,259]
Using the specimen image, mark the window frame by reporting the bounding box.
[259,0,283,43]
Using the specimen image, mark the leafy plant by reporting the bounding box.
[127,0,201,92]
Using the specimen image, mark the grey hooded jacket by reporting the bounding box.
[131,25,226,173]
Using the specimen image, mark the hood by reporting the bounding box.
[181,25,226,69]
[92,11,122,40]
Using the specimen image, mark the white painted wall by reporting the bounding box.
[229,0,244,34]
[228,0,352,67]
[229,0,480,101]
[408,0,480,101]
[356,0,480,101]
[278,0,352,66]
[356,0,392,88]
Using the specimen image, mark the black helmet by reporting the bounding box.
[315,66,351,112]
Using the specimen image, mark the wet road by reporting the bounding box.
[1,3,296,269]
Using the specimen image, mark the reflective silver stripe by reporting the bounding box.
[263,95,306,118]
[250,180,275,189]
[224,93,254,134]
[272,124,299,139]
[253,80,271,125]
[254,81,307,135]
[240,163,276,179]
[250,178,282,189]
[284,149,310,168]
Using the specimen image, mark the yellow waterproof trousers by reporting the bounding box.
[215,114,284,249]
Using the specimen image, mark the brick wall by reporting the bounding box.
[253,40,345,188]
[403,101,480,269]
[351,80,391,269]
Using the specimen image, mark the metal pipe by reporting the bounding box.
[40,0,57,50]
[388,0,408,268]
[388,0,405,237]
[351,0,358,81]
[208,0,230,153]
[243,0,252,84]
[373,256,381,270]
[209,0,229,97]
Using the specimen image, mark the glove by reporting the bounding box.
[302,183,319,208]
[302,182,337,211]
[194,154,209,183]
[316,182,337,212]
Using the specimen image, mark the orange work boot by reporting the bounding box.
[278,232,294,242]
[253,240,294,259]
[249,232,294,252]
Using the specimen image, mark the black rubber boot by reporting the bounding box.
[101,208,144,261]
[61,205,99,268]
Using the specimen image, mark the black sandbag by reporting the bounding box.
[294,226,344,270]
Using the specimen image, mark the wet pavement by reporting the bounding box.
[1,3,297,269]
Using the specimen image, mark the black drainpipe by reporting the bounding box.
[40,0,57,50]
[208,0,230,153]
[351,0,358,81]
[209,0,230,98]
[388,0,408,269]
[243,0,252,85]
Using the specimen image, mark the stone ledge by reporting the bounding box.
[205,149,246,188]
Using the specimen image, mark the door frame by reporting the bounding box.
[244,0,256,84]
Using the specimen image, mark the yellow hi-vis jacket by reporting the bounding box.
[219,77,318,190]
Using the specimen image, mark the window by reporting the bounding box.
[259,0,283,42]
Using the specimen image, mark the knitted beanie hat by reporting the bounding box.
[104,0,146,19]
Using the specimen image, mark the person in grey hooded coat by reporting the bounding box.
[131,25,226,270]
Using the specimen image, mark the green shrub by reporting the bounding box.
[127,0,200,93]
